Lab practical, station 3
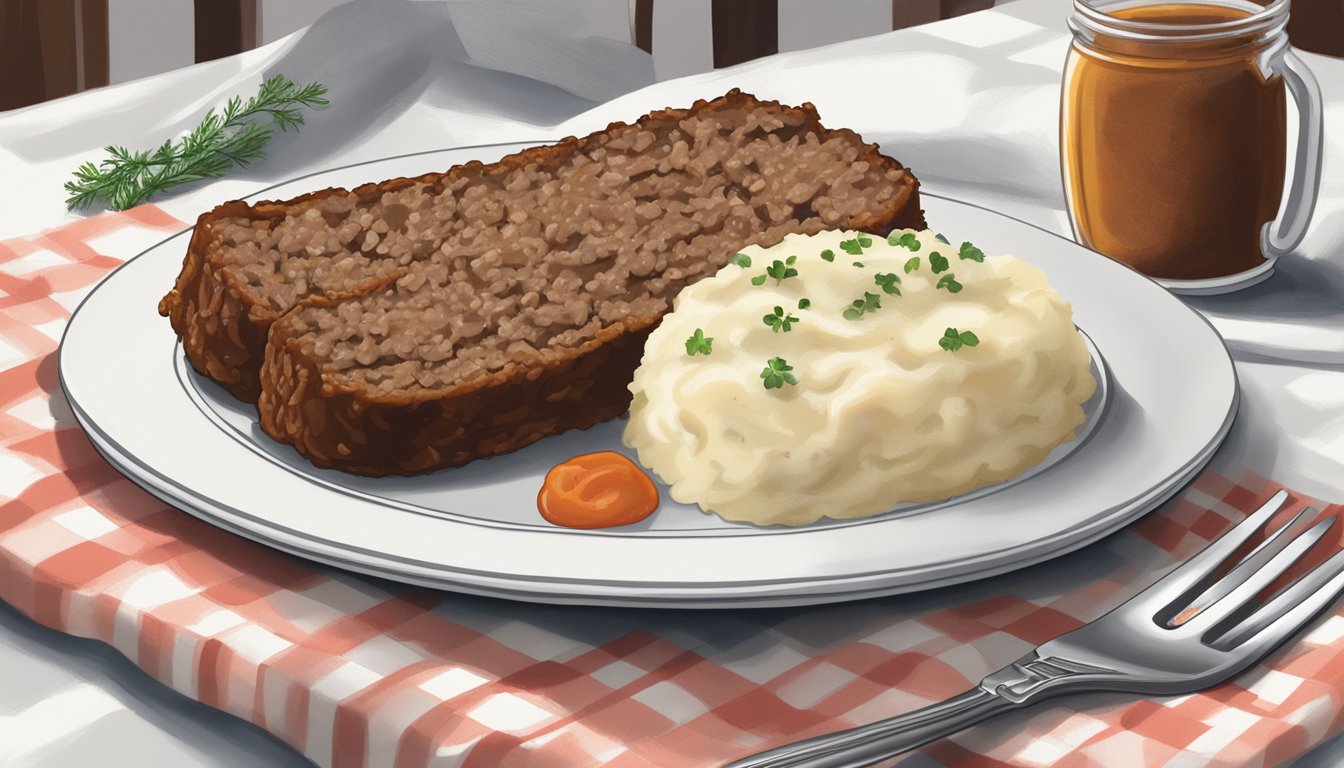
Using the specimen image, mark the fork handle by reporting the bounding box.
[724,686,1017,768]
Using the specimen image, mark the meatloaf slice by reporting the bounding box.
[164,89,924,476]
[160,185,422,402]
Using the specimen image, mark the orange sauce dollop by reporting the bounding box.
[537,452,659,529]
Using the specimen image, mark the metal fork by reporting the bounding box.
[728,490,1344,768]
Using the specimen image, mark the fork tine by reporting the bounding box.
[1217,547,1344,654]
[1178,514,1334,634]
[1167,505,1312,626]
[1141,490,1291,603]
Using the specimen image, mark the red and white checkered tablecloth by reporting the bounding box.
[3,207,1344,768]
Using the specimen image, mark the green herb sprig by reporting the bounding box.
[761,357,798,389]
[65,75,329,211]
[839,233,872,256]
[730,253,753,267]
[936,273,964,293]
[888,231,921,251]
[874,272,901,295]
[752,256,799,285]
[843,291,882,320]
[929,252,950,274]
[820,249,836,262]
[763,306,799,333]
[903,257,920,274]
[939,327,980,352]
[685,328,714,356]
[959,242,985,262]
[769,256,799,282]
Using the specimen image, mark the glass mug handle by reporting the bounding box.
[1261,48,1324,260]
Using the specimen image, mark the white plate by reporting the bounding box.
[59,144,1237,609]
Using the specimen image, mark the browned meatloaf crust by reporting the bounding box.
[159,89,924,476]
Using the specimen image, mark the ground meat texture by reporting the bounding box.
[159,89,924,476]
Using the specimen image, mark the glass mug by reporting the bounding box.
[1061,0,1323,291]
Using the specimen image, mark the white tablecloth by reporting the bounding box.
[2,0,1342,764]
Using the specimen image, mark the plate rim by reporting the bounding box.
[57,144,1240,608]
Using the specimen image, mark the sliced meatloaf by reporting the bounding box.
[160,89,924,476]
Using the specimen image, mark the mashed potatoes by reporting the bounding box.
[622,229,1097,526]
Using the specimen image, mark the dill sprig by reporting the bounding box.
[65,74,328,211]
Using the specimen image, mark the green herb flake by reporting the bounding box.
[798,298,811,310]
[887,231,921,251]
[930,252,950,274]
[751,274,768,286]
[874,272,901,296]
[852,261,865,268]
[65,75,329,212]
[959,241,985,262]
[765,259,799,284]
[939,328,961,352]
[936,273,963,293]
[685,328,714,356]
[939,327,980,352]
[842,291,883,320]
[762,305,800,333]
[820,249,835,262]
[903,257,920,274]
[729,252,752,268]
[839,232,872,256]
[761,357,799,390]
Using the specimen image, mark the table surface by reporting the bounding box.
[2,0,1343,765]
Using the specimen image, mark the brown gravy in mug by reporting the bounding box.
[1062,3,1287,279]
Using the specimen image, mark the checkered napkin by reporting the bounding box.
[3,209,1344,768]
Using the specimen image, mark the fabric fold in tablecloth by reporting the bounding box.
[0,0,656,243]
[2,210,1344,767]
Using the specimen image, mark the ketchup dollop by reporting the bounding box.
[537,451,659,529]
